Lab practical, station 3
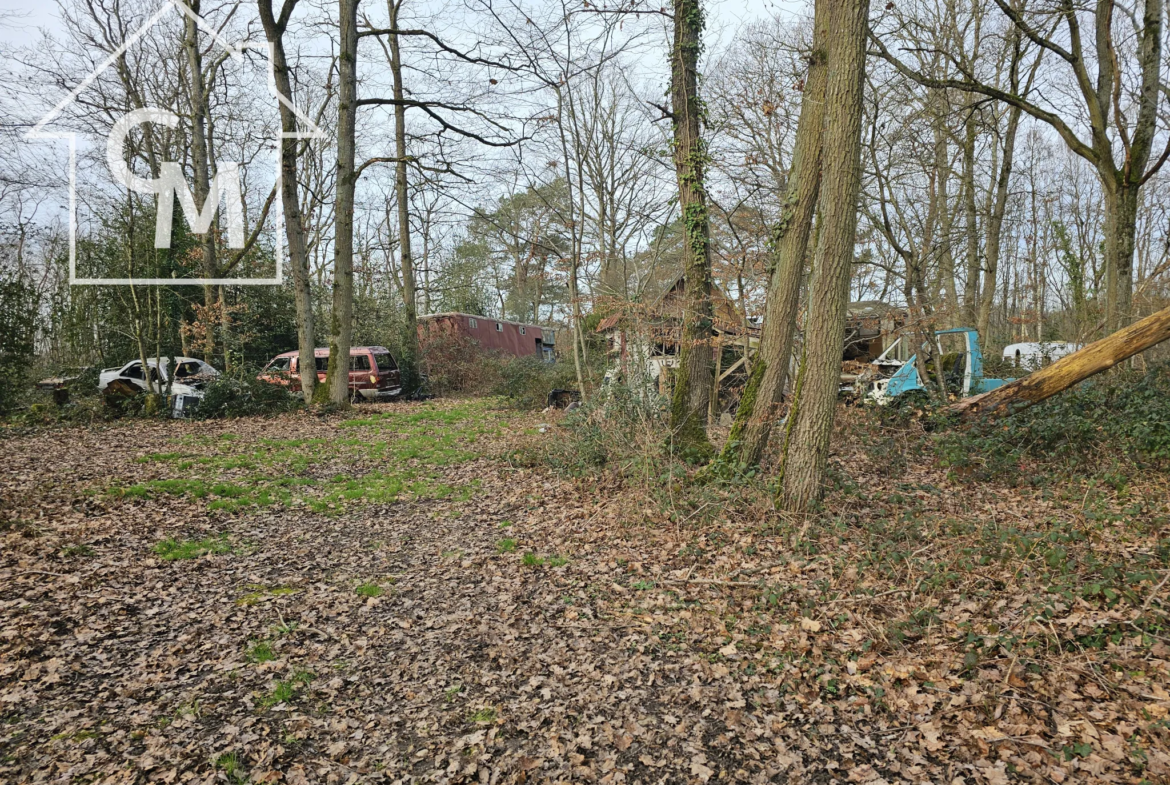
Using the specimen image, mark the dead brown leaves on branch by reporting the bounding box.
[0,399,1167,784]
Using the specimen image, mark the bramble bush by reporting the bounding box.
[934,362,1170,484]
[195,374,300,419]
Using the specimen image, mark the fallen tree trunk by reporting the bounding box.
[950,305,1170,418]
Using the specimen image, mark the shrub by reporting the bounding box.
[539,383,669,474]
[195,374,299,419]
[419,324,505,395]
[493,356,581,410]
[935,363,1170,483]
[0,275,37,417]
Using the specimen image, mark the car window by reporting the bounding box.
[315,357,330,372]
[372,352,397,372]
[122,362,144,379]
[268,357,291,372]
[350,354,371,371]
[175,361,201,377]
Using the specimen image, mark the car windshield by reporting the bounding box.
[268,357,291,372]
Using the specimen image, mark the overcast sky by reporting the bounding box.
[0,0,810,48]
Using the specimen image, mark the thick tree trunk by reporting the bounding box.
[322,0,358,406]
[950,303,1170,418]
[721,0,828,467]
[388,0,420,397]
[1104,182,1139,331]
[258,0,316,400]
[977,104,1021,341]
[779,0,868,511]
[667,0,714,458]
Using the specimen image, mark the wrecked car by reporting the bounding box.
[259,346,402,402]
[99,357,220,417]
[858,328,1013,405]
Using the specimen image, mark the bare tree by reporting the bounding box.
[780,0,870,512]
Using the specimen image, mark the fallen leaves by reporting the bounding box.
[0,399,1167,783]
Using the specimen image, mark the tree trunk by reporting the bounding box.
[322,0,358,406]
[667,0,714,459]
[722,0,828,467]
[977,103,1021,341]
[183,0,219,363]
[258,0,316,401]
[950,303,1170,418]
[1104,181,1139,331]
[778,0,868,512]
[388,0,420,397]
[961,112,980,325]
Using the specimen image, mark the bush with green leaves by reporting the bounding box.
[0,275,38,417]
[492,356,582,410]
[934,363,1170,483]
[539,383,669,474]
[195,374,300,419]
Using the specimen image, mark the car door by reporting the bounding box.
[120,361,147,390]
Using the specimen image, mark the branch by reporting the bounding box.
[868,32,1099,165]
[358,26,520,71]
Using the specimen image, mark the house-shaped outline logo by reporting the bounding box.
[25,0,325,286]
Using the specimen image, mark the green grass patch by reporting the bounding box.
[246,641,276,664]
[355,582,383,598]
[496,538,517,553]
[152,535,232,561]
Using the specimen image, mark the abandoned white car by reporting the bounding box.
[99,357,220,416]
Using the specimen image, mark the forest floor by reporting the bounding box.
[1,397,1167,785]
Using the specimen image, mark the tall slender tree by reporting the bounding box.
[779,0,869,511]
[258,0,317,401]
[321,0,359,406]
[722,0,829,468]
[667,0,714,458]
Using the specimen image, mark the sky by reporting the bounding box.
[0,0,810,48]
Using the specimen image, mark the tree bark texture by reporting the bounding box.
[721,0,829,467]
[667,0,714,458]
[323,0,358,406]
[258,0,317,400]
[778,0,868,511]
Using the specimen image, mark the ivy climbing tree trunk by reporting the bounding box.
[667,0,714,459]
[721,0,829,468]
[321,0,358,406]
[779,0,868,512]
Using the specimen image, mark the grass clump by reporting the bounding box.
[521,552,543,567]
[152,535,232,561]
[496,538,517,553]
[469,707,497,724]
[355,582,383,598]
[246,641,276,664]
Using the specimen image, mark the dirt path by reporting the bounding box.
[1,400,1166,784]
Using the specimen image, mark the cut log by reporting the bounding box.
[949,305,1170,418]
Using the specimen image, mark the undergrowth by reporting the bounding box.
[934,364,1170,485]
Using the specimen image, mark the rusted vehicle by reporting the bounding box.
[259,346,401,401]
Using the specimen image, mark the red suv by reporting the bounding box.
[260,346,402,401]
